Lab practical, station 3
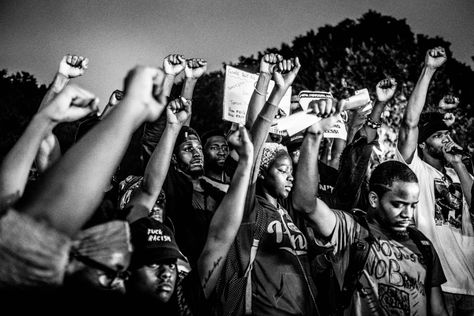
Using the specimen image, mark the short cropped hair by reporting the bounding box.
[369,160,418,197]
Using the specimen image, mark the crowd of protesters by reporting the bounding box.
[0,47,472,316]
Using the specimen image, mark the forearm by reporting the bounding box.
[208,156,252,242]
[0,113,55,202]
[246,72,272,129]
[38,73,69,112]
[181,78,197,126]
[452,161,473,207]
[138,124,181,210]
[18,98,152,236]
[35,133,61,173]
[329,138,346,170]
[360,100,386,142]
[293,131,322,212]
[405,66,435,127]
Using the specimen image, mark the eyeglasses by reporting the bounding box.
[72,251,130,289]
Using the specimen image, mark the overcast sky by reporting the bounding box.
[1,0,473,108]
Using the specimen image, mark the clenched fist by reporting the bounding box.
[58,54,89,79]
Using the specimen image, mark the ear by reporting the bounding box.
[418,142,425,151]
[171,154,178,166]
[368,191,379,209]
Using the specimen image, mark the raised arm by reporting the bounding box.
[398,47,446,162]
[141,54,186,159]
[17,66,167,237]
[444,136,473,208]
[293,98,341,237]
[35,54,90,172]
[182,58,207,126]
[0,85,98,208]
[245,53,282,130]
[198,125,253,297]
[126,98,191,222]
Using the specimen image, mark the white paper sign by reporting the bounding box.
[323,114,348,140]
[223,66,291,124]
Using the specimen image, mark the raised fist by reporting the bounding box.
[307,98,341,134]
[163,54,186,76]
[260,53,283,75]
[58,54,89,79]
[227,125,253,160]
[40,84,99,123]
[425,47,447,69]
[443,112,456,127]
[184,58,207,79]
[166,97,191,126]
[272,57,301,91]
[438,95,459,111]
[376,78,397,102]
[123,66,167,122]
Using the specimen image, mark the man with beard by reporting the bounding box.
[299,160,448,315]
[200,129,230,191]
[396,47,474,315]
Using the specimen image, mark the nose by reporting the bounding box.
[158,266,172,281]
[287,173,294,182]
[191,147,201,157]
[400,205,414,218]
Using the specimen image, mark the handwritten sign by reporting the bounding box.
[323,114,347,140]
[223,66,291,124]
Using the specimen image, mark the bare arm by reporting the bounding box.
[17,66,167,237]
[429,286,448,316]
[398,47,446,163]
[293,98,340,236]
[444,137,473,208]
[245,53,282,130]
[182,58,207,126]
[126,98,190,222]
[0,84,98,208]
[198,126,253,297]
[35,54,89,172]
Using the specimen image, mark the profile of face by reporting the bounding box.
[420,130,450,160]
[127,259,178,303]
[262,154,294,199]
[370,180,419,233]
[175,135,204,176]
[204,135,229,171]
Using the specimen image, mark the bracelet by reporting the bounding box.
[365,117,382,129]
[254,83,268,96]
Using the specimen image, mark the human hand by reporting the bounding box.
[166,97,191,126]
[425,47,447,69]
[260,53,283,75]
[307,98,342,134]
[376,78,397,102]
[438,95,459,111]
[58,54,89,79]
[39,84,99,123]
[227,125,253,160]
[163,54,186,76]
[443,112,455,127]
[123,66,167,122]
[184,58,207,79]
[272,57,301,91]
[443,135,464,163]
[348,101,372,129]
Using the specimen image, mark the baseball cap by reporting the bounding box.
[129,217,186,269]
[418,112,450,144]
[174,126,201,153]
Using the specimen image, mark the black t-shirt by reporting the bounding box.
[164,167,226,268]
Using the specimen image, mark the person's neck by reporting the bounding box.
[422,153,444,172]
[261,188,278,208]
[205,168,224,182]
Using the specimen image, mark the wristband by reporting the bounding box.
[365,117,382,129]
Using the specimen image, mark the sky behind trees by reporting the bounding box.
[1,0,473,108]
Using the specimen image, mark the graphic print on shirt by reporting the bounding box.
[433,174,463,228]
[266,208,307,256]
[360,235,427,316]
